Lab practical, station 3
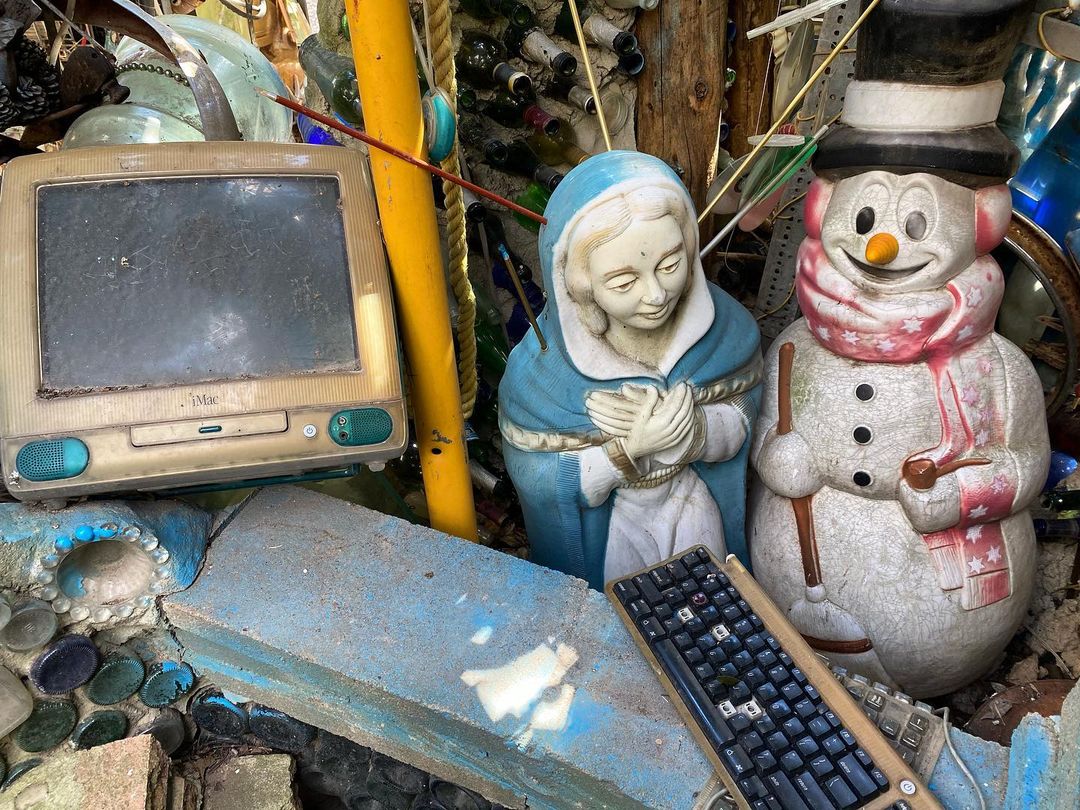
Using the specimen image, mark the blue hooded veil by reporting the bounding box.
[499,151,762,590]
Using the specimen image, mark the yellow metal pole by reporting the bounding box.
[345,0,478,540]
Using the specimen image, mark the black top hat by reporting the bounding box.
[813,0,1035,187]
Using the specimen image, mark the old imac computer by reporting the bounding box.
[0,142,407,501]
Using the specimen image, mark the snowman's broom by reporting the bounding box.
[777,342,876,654]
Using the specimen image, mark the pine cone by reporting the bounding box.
[0,35,60,127]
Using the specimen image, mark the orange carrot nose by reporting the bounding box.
[865,233,900,265]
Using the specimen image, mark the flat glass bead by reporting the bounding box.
[1,599,58,651]
[133,708,186,755]
[74,525,95,542]
[86,655,145,705]
[2,758,41,791]
[139,661,195,707]
[29,635,100,694]
[13,701,77,752]
[248,704,315,752]
[191,691,247,738]
[71,709,128,749]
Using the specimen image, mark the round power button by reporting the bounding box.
[302,424,318,439]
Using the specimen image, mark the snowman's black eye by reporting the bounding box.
[856,207,875,234]
[905,211,928,240]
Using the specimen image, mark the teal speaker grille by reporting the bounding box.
[16,439,89,481]
[330,408,394,447]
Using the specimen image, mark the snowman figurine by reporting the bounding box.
[748,0,1049,698]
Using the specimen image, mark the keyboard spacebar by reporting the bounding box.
[653,639,735,752]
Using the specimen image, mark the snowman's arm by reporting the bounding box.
[953,337,1051,521]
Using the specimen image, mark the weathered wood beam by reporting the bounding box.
[727,0,775,157]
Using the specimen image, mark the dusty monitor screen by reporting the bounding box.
[36,175,360,394]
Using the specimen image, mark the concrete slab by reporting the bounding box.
[202,754,299,810]
[0,734,169,810]
[164,486,714,810]
[1003,713,1060,810]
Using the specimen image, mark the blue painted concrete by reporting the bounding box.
[1050,681,1080,809]
[0,498,211,597]
[1003,714,1059,809]
[930,728,1010,810]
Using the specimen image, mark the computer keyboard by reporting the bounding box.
[607,547,941,810]
[828,666,945,784]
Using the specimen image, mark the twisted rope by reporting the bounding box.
[427,0,478,419]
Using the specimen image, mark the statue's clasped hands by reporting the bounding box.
[586,383,698,466]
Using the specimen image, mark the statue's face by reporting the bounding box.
[585,215,688,331]
[820,171,977,294]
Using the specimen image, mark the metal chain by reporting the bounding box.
[115,61,190,86]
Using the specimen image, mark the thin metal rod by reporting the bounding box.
[258,89,548,225]
[697,0,880,223]
[36,0,110,55]
[497,244,547,351]
[699,125,828,259]
[565,0,612,151]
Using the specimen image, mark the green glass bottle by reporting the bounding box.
[512,181,551,233]
[504,25,576,78]
[554,0,637,56]
[527,124,590,167]
[456,30,532,97]
[488,139,563,191]
[478,88,560,137]
[459,0,535,30]
[546,78,596,115]
[458,113,510,165]
[298,36,363,125]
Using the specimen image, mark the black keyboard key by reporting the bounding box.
[652,639,735,750]
[732,651,754,670]
[779,652,793,667]
[729,682,751,703]
[825,775,858,809]
[822,735,845,756]
[780,750,803,773]
[854,748,872,768]
[721,745,753,778]
[661,587,684,605]
[650,567,674,589]
[740,730,764,753]
[791,667,808,685]
[754,683,780,704]
[613,580,639,604]
[680,552,701,569]
[754,717,776,736]
[712,590,733,607]
[632,575,664,606]
[696,549,712,564]
[870,767,888,789]
[750,800,780,810]
[768,699,792,719]
[794,699,817,719]
[879,718,901,739]
[804,683,820,702]
[730,713,751,734]
[901,729,922,750]
[717,662,739,681]
[765,731,789,754]
[679,579,699,596]
[693,662,715,681]
[720,635,743,654]
[781,717,805,739]
[639,616,666,642]
[837,753,879,799]
[698,605,720,624]
[737,599,752,614]
[682,647,704,666]
[703,679,727,700]
[768,665,790,685]
[654,603,673,622]
[701,575,723,595]
[690,563,709,579]
[683,617,706,636]
[672,631,693,650]
[734,618,753,636]
[697,633,718,652]
[665,561,689,582]
[628,600,652,621]
[809,755,834,777]
[793,770,836,810]
[739,775,767,800]
[749,614,765,631]
[823,710,841,729]
[838,728,857,749]
[745,667,766,688]
[763,772,809,810]
[908,713,930,733]
[756,650,779,669]
[753,749,777,774]
[766,634,781,651]
[781,681,803,702]
[722,604,743,623]
[795,735,819,758]
[808,717,831,738]
[746,633,766,653]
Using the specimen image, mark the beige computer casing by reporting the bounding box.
[0,142,407,500]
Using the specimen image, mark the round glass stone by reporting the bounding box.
[29,635,101,694]
[51,597,71,614]
[54,536,74,553]
[248,704,315,752]
[13,701,77,752]
[2,758,41,791]
[122,526,142,539]
[38,585,58,601]
[72,709,128,749]
[133,708,186,755]
[34,571,54,585]
[86,655,145,705]
[150,548,170,565]
[140,536,159,552]
[74,525,95,542]
[139,661,196,707]
[112,604,135,619]
[95,524,118,539]
[191,692,248,738]
[1,599,58,651]
[69,605,90,622]
[41,554,59,569]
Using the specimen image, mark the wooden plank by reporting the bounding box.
[635,0,728,209]
[727,0,775,157]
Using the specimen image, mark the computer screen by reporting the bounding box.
[37,175,361,393]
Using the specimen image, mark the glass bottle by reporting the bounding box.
[546,77,597,114]
[617,48,645,76]
[296,113,341,146]
[504,25,577,78]
[554,0,637,56]
[513,181,551,232]
[459,0,535,30]
[456,30,532,97]
[487,138,564,191]
[458,113,510,165]
[527,125,590,166]
[298,35,363,125]
[478,87,560,136]
[1045,488,1080,514]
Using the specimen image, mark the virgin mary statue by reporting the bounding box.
[499,151,762,590]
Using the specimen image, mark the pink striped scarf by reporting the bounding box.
[796,241,1017,609]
